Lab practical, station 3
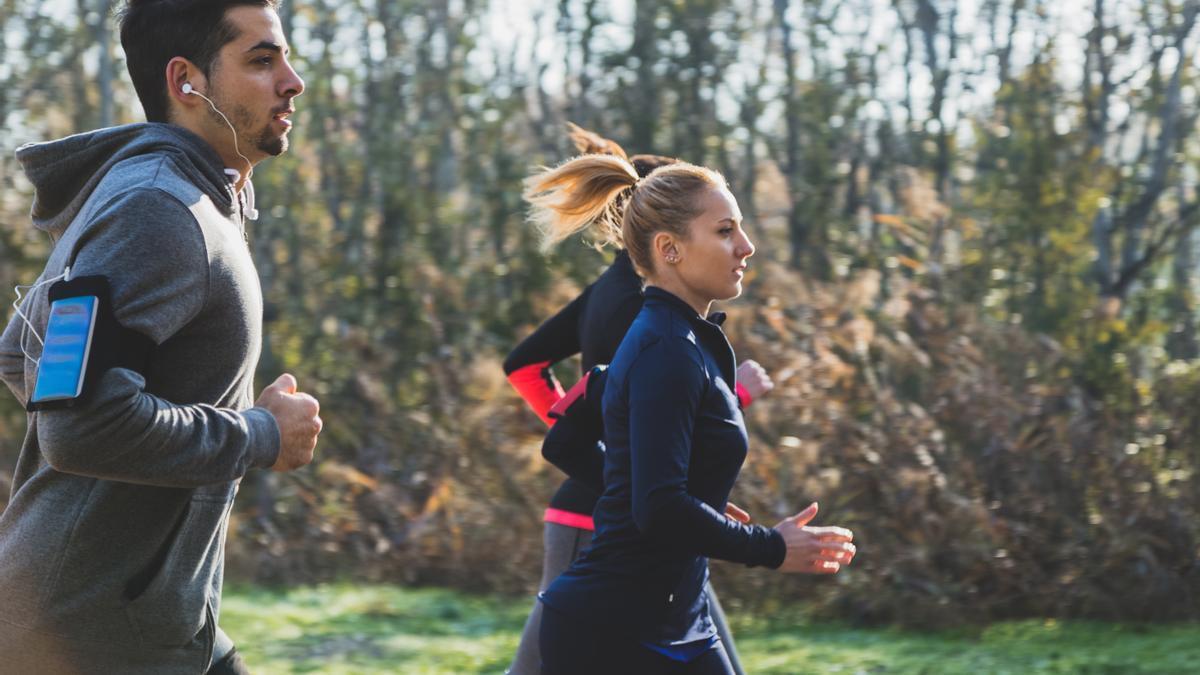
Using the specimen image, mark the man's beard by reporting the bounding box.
[205,95,288,159]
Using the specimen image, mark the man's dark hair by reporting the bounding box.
[118,0,279,123]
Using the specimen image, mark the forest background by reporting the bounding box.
[3,0,1200,629]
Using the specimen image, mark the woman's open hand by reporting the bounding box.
[774,502,855,574]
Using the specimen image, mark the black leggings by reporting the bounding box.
[509,523,745,675]
[539,604,734,675]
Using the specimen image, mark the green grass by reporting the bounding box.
[222,584,1200,674]
[733,617,1200,674]
[221,585,528,673]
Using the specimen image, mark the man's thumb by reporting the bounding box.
[273,373,298,394]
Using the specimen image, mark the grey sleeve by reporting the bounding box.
[38,369,280,487]
[34,189,280,487]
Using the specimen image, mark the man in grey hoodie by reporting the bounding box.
[0,1,320,672]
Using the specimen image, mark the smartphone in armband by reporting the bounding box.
[30,295,99,406]
[25,275,156,413]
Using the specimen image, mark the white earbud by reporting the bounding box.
[182,82,194,95]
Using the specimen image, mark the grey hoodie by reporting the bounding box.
[0,123,281,673]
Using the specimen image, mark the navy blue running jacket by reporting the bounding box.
[540,287,786,646]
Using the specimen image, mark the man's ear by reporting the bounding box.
[166,56,205,106]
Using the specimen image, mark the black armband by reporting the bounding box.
[27,276,155,412]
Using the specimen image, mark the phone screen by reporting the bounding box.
[31,296,99,404]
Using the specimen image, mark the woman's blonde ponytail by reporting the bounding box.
[523,154,640,251]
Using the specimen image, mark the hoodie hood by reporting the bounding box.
[16,123,237,238]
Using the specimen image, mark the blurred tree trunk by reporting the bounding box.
[96,0,113,128]
[841,14,872,221]
[528,7,561,156]
[988,0,1022,90]
[1082,0,1115,159]
[866,50,898,263]
[775,0,806,271]
[915,0,954,200]
[627,0,660,151]
[912,0,956,275]
[69,0,94,131]
[373,0,416,336]
[574,0,601,128]
[0,2,16,136]
[668,1,719,164]
[738,56,766,219]
[1166,184,1198,360]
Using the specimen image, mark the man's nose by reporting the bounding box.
[280,61,305,98]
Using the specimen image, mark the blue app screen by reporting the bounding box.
[31,296,98,404]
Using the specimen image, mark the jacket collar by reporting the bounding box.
[644,286,735,384]
[644,286,727,327]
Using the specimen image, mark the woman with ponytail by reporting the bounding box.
[526,152,857,674]
[504,127,773,675]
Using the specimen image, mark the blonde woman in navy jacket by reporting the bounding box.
[504,127,771,675]
[524,155,857,674]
